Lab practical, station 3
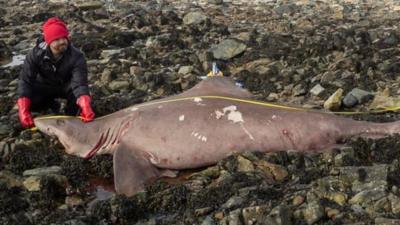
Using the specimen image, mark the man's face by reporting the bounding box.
[49,37,68,55]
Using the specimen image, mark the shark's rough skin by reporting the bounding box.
[34,76,400,196]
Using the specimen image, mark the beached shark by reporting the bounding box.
[34,76,400,196]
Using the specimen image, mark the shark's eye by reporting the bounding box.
[56,119,65,126]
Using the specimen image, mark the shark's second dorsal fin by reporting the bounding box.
[113,143,160,196]
[173,76,253,99]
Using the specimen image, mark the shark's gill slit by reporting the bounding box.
[85,133,104,159]
[101,128,112,150]
[111,122,124,145]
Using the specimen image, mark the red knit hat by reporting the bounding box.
[42,17,69,44]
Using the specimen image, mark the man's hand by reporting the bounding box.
[17,97,35,128]
[77,95,95,122]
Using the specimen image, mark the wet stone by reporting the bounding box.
[310,84,325,97]
[303,201,325,225]
[221,196,245,210]
[108,80,130,91]
[343,93,359,108]
[349,189,387,206]
[23,174,67,192]
[0,170,22,188]
[183,11,208,26]
[220,209,242,225]
[23,166,62,177]
[211,39,247,60]
[0,123,11,137]
[375,217,400,225]
[237,155,255,172]
[242,205,269,225]
[347,88,374,105]
[388,193,400,214]
[201,216,217,225]
[101,49,122,59]
[178,65,194,75]
[265,205,293,225]
[74,1,104,10]
[324,88,343,111]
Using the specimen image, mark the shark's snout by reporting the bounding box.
[34,118,53,135]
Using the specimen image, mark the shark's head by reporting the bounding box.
[34,116,96,158]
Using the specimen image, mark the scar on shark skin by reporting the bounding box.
[194,97,202,102]
[179,115,185,121]
[218,105,255,140]
[191,131,207,142]
[194,97,206,106]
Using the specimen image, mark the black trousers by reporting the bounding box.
[29,83,79,116]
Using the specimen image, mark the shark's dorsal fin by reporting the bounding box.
[113,143,160,196]
[172,76,253,99]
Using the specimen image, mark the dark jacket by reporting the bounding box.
[18,40,90,99]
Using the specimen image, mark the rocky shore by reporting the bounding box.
[1,0,400,224]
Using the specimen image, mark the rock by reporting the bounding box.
[211,39,247,60]
[0,123,11,137]
[292,195,305,206]
[221,196,245,210]
[334,147,355,166]
[178,66,194,75]
[0,170,23,188]
[388,193,400,214]
[320,71,335,84]
[339,165,388,196]
[195,207,213,216]
[0,40,12,66]
[101,49,122,59]
[292,84,306,96]
[220,209,243,225]
[65,195,84,206]
[310,84,325,97]
[23,174,67,192]
[0,141,11,159]
[342,93,359,108]
[303,201,325,225]
[74,1,103,10]
[23,166,62,177]
[312,177,348,206]
[325,208,340,219]
[130,66,144,76]
[349,189,387,206]
[183,11,208,26]
[101,68,113,84]
[265,205,293,225]
[23,176,41,191]
[255,161,288,182]
[108,80,130,91]
[369,94,400,110]
[345,88,374,105]
[237,155,255,172]
[242,205,270,225]
[60,219,87,225]
[375,217,400,225]
[208,0,223,5]
[323,88,343,111]
[201,216,217,225]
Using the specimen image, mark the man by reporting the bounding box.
[17,17,95,128]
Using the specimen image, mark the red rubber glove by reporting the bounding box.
[17,97,35,128]
[76,95,95,122]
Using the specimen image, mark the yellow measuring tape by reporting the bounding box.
[31,95,400,132]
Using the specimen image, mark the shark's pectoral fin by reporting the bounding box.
[113,144,160,196]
